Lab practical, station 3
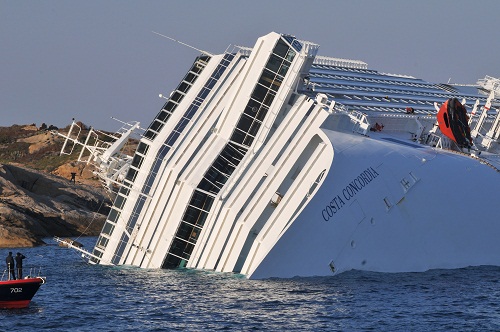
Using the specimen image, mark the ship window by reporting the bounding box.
[206,160,232,187]
[400,178,411,191]
[176,222,196,242]
[119,186,131,196]
[178,81,190,93]
[162,253,182,268]
[114,194,127,210]
[235,113,254,133]
[409,172,418,182]
[174,117,190,132]
[108,208,121,223]
[256,104,269,122]
[233,127,254,146]
[191,64,204,74]
[111,233,129,265]
[252,83,269,102]
[219,145,244,167]
[122,180,133,189]
[202,164,230,188]
[190,191,215,211]
[184,104,198,119]
[262,90,276,107]
[150,120,164,132]
[125,196,146,234]
[285,48,295,62]
[243,99,260,116]
[243,99,268,121]
[184,72,197,83]
[136,142,149,155]
[270,75,283,92]
[125,168,138,182]
[163,101,176,113]
[97,236,109,248]
[251,85,275,108]
[248,120,261,137]
[278,62,290,77]
[199,87,210,99]
[183,206,207,226]
[165,131,181,147]
[188,229,200,243]
[266,54,283,74]
[167,242,185,258]
[258,69,282,92]
[259,69,275,89]
[131,155,144,169]
[170,91,184,103]
[157,110,170,122]
[219,150,241,170]
[144,130,157,140]
[273,39,289,58]
[232,128,255,147]
[183,206,200,224]
[198,177,221,194]
[91,249,103,260]
[168,238,193,259]
[102,222,115,235]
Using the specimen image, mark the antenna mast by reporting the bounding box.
[152,31,214,56]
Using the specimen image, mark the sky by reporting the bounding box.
[2,0,499,132]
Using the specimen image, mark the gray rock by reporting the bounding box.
[0,163,110,247]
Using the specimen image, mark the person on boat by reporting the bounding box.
[15,252,26,279]
[6,252,16,280]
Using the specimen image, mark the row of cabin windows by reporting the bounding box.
[163,37,296,268]
[143,56,210,140]
[124,53,236,229]
[93,141,150,255]
[104,54,233,265]
[111,233,130,265]
[129,53,236,203]
[90,57,213,263]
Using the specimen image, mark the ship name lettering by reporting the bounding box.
[322,167,379,221]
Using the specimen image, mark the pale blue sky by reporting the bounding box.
[2,0,499,131]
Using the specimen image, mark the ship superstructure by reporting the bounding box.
[57,32,500,278]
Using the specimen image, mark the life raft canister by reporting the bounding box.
[437,98,473,148]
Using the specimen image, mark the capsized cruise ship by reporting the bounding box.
[55,32,500,279]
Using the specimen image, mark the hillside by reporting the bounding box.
[0,123,113,248]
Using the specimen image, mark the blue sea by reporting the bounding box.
[1,237,499,331]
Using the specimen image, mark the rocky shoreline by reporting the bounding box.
[0,163,110,248]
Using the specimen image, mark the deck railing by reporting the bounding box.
[1,266,44,281]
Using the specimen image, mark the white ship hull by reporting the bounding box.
[56,32,500,279]
[250,130,500,278]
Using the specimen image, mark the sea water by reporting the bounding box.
[1,237,499,331]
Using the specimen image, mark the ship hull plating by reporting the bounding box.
[249,130,500,279]
[63,32,500,279]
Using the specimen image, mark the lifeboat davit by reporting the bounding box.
[437,98,473,148]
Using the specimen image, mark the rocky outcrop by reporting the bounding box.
[18,131,60,155]
[52,162,99,186]
[0,163,110,248]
